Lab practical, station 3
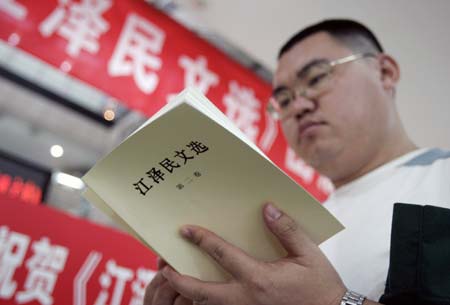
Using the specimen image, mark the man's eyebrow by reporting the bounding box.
[272,86,288,96]
[296,58,329,79]
[272,58,329,95]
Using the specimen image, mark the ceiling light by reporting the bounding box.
[50,145,64,158]
[103,109,115,121]
[53,172,84,190]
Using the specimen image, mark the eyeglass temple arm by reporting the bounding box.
[329,53,376,66]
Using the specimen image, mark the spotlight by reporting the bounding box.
[50,145,64,158]
[103,109,115,121]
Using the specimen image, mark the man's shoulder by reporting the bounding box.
[398,148,450,207]
[401,148,450,167]
[398,148,450,186]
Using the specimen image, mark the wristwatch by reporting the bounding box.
[340,291,366,305]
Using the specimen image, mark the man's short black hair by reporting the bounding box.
[278,19,384,59]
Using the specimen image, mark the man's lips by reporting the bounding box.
[297,121,326,139]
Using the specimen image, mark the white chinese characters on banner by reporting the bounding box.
[0,0,27,20]
[74,251,102,305]
[316,175,334,195]
[129,268,155,305]
[108,13,166,95]
[94,260,133,305]
[285,148,315,184]
[0,226,30,300]
[167,55,219,103]
[39,0,112,57]
[74,251,155,305]
[223,81,261,142]
[15,237,69,305]
[0,227,156,305]
[93,260,155,305]
[258,111,278,153]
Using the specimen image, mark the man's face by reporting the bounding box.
[274,32,393,179]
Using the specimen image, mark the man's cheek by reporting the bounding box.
[280,123,293,141]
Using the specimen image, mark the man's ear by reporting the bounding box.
[378,54,400,95]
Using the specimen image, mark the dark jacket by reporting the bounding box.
[380,203,450,305]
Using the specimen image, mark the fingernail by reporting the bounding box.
[265,203,282,221]
[180,226,193,239]
[157,257,164,269]
[161,266,170,278]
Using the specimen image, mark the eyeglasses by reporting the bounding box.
[267,52,376,120]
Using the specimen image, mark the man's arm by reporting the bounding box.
[145,203,385,305]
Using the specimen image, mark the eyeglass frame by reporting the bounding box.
[267,52,377,120]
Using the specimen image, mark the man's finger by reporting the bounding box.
[153,281,180,305]
[263,202,315,256]
[179,225,260,280]
[144,272,167,305]
[157,257,168,270]
[162,266,228,305]
[173,295,192,305]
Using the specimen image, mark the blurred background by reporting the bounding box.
[0,1,449,304]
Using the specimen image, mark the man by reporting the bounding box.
[144,19,450,305]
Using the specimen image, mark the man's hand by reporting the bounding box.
[150,203,348,305]
[144,258,192,305]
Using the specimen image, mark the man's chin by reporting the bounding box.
[297,141,339,170]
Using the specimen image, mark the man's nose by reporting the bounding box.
[291,94,316,119]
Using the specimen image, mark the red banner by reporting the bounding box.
[0,0,333,201]
[0,195,158,305]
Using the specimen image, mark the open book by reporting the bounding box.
[82,88,343,281]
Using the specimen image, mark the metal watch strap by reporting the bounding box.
[340,290,366,305]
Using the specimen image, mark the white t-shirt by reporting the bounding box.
[319,148,450,301]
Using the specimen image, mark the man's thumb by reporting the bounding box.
[263,203,313,256]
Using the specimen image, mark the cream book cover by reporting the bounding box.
[82,88,344,282]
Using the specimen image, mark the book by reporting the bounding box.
[82,87,344,281]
